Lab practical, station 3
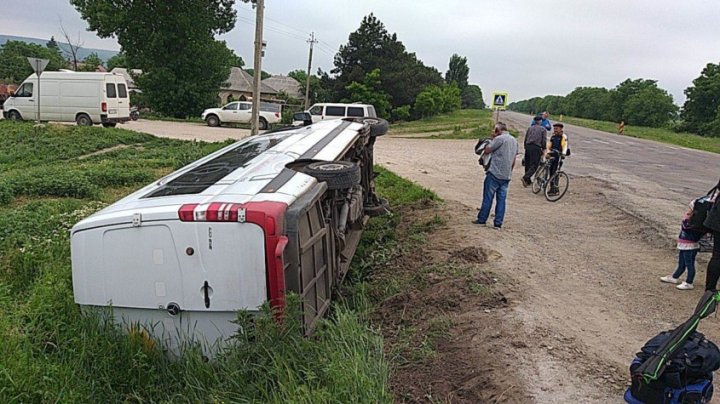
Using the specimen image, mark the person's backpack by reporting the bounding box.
[687,182,719,233]
[704,182,720,233]
[474,138,492,172]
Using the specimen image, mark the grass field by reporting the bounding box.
[0,121,446,402]
[553,115,720,154]
[390,109,518,139]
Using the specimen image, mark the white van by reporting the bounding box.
[70,117,390,355]
[2,71,131,127]
[293,103,377,125]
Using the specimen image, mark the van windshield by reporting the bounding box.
[144,133,291,198]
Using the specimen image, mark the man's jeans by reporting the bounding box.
[477,172,510,227]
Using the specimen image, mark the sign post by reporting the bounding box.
[27,57,49,124]
[491,92,509,124]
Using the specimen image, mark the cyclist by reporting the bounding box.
[546,123,569,195]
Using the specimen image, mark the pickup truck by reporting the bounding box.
[201,101,281,129]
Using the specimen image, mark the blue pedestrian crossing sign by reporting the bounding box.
[492,92,508,108]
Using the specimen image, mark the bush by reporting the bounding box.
[391,105,411,122]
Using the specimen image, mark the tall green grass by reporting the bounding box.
[0,121,441,402]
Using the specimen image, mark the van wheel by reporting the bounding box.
[102,122,116,128]
[304,161,361,190]
[259,117,269,130]
[206,115,220,127]
[364,197,390,217]
[76,114,92,126]
[360,117,389,136]
[7,110,22,121]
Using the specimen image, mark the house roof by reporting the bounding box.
[224,67,277,95]
[110,67,142,89]
[262,75,303,98]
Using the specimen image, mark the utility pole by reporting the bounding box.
[251,0,265,136]
[304,32,317,110]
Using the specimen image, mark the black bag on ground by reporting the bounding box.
[688,182,719,233]
[628,331,720,403]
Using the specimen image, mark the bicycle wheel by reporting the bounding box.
[544,171,569,202]
[532,166,546,194]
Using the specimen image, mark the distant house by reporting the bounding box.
[220,67,277,103]
[110,67,142,92]
[262,75,303,99]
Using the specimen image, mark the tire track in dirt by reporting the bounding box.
[376,136,720,402]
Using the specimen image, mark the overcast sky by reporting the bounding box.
[3,0,719,105]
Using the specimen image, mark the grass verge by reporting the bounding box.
[0,121,447,402]
[554,115,720,154]
[390,109,518,139]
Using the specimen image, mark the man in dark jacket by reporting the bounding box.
[522,115,547,187]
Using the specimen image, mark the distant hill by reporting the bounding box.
[0,34,119,63]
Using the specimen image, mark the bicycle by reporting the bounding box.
[531,154,569,202]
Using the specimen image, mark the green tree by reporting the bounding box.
[461,84,485,109]
[106,52,127,70]
[440,84,461,113]
[328,14,443,108]
[445,54,469,90]
[564,87,612,120]
[681,63,720,135]
[623,87,677,127]
[414,89,437,118]
[71,0,238,118]
[79,52,103,71]
[0,40,67,82]
[343,68,391,119]
[288,69,318,104]
[608,78,657,122]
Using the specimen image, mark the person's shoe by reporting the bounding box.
[660,275,680,284]
[521,178,530,188]
[492,224,502,230]
[677,282,694,290]
[471,220,486,225]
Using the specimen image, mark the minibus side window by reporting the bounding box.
[106,83,117,98]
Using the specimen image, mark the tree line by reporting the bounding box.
[508,79,677,128]
[509,67,720,137]
[3,2,485,120]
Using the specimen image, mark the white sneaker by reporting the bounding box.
[660,275,679,284]
[677,282,694,290]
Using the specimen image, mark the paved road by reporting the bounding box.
[501,110,720,199]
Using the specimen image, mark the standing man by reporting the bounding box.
[473,122,519,229]
[530,111,552,131]
[547,123,569,195]
[522,115,548,187]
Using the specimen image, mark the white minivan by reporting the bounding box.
[293,103,377,125]
[3,71,131,127]
[70,117,390,355]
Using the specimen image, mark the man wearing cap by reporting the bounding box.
[522,115,548,187]
[547,122,569,195]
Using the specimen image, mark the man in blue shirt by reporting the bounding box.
[530,111,552,132]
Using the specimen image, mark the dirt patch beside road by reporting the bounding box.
[376,136,720,402]
[122,119,252,141]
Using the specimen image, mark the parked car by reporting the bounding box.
[2,71,131,127]
[70,116,390,355]
[292,103,377,126]
[201,101,281,129]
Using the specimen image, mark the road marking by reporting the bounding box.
[593,139,610,145]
